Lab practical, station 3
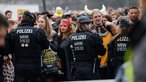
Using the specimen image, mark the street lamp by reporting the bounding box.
[42,0,47,12]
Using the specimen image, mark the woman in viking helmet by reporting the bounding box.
[84,5,118,79]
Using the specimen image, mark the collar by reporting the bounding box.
[18,19,34,27]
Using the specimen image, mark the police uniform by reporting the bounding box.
[67,16,106,80]
[115,15,146,82]
[108,18,131,79]
[7,11,49,82]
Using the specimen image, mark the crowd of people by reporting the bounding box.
[0,0,146,82]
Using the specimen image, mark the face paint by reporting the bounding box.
[60,19,71,30]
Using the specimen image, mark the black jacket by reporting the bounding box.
[49,33,58,52]
[58,31,105,80]
[6,19,49,65]
[108,36,130,68]
[68,31,105,62]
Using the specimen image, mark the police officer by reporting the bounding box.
[7,11,49,82]
[67,16,106,80]
[116,0,146,82]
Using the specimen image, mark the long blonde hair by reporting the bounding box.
[39,14,55,40]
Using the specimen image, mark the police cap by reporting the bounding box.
[78,16,91,24]
[119,17,131,28]
[23,11,36,22]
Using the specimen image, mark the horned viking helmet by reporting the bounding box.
[84,4,107,15]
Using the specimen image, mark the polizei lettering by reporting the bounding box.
[17,29,33,34]
[19,35,30,48]
[71,35,86,41]
[117,37,129,42]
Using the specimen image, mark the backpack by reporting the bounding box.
[41,47,63,74]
